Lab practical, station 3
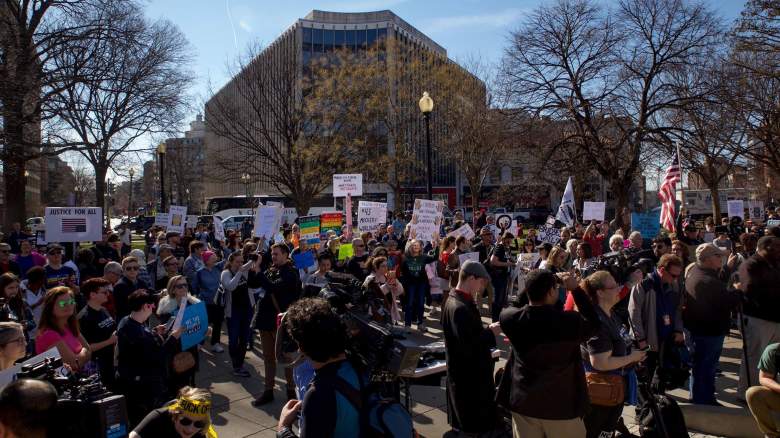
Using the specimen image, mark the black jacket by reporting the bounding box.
[255,263,301,331]
[499,287,600,420]
[683,264,741,336]
[113,276,150,322]
[116,316,178,384]
[441,290,498,433]
[742,253,780,323]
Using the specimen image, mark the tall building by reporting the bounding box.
[163,115,206,213]
[204,10,476,210]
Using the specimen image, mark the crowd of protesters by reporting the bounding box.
[0,203,778,437]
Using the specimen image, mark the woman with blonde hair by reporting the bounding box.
[157,275,201,395]
[0,321,27,370]
[131,386,218,438]
[540,246,567,273]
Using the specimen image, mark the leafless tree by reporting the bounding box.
[733,0,780,79]
[71,166,95,206]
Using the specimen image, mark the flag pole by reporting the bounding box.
[676,141,684,231]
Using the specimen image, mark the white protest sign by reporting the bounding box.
[357,201,387,233]
[167,205,187,234]
[281,208,298,226]
[44,207,103,242]
[447,224,476,240]
[254,205,282,239]
[154,212,169,227]
[748,200,764,223]
[333,174,363,197]
[583,201,606,221]
[458,252,480,265]
[171,299,187,331]
[213,217,225,241]
[185,215,199,228]
[727,200,744,219]
[518,252,540,269]
[410,199,444,242]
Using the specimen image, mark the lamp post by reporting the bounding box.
[241,173,251,214]
[418,91,434,201]
[157,142,166,212]
[128,168,135,217]
[185,188,190,211]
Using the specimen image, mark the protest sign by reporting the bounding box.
[185,215,199,228]
[358,201,388,233]
[293,251,316,269]
[768,219,780,227]
[254,206,282,240]
[35,230,47,246]
[154,212,169,227]
[748,200,764,223]
[537,226,561,244]
[425,262,443,296]
[167,205,187,234]
[410,199,444,242]
[497,214,513,231]
[727,200,745,219]
[631,211,661,239]
[179,301,209,351]
[447,224,475,240]
[333,174,363,197]
[458,252,480,265]
[44,207,103,242]
[299,215,321,244]
[281,208,298,226]
[583,202,606,221]
[320,212,343,235]
[518,253,540,269]
[338,243,354,261]
[213,217,225,241]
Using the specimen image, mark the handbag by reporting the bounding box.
[213,285,226,307]
[172,351,196,374]
[585,371,625,407]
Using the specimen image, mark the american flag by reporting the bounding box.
[658,152,681,232]
[62,218,87,233]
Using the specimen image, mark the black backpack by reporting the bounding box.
[637,393,689,438]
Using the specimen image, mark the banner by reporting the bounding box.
[748,200,764,223]
[583,202,605,221]
[768,219,780,227]
[179,301,209,351]
[537,226,561,244]
[320,212,343,235]
[410,199,444,243]
[167,205,187,234]
[631,211,661,239]
[299,215,321,244]
[154,212,169,227]
[556,177,576,227]
[727,200,745,219]
[358,201,388,233]
[254,206,282,240]
[292,251,316,269]
[213,217,225,241]
[447,224,475,240]
[44,207,103,243]
[333,174,363,197]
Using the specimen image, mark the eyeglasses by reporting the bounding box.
[2,337,26,347]
[177,417,206,429]
[174,283,188,289]
[124,266,139,271]
[57,298,76,308]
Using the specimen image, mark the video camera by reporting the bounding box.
[596,249,656,284]
[16,357,128,438]
[0,297,13,323]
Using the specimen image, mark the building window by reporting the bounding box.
[345,29,355,46]
[367,28,377,46]
[303,27,312,43]
[312,28,323,52]
[356,29,367,48]
[378,27,387,40]
[324,29,334,52]
[335,29,344,47]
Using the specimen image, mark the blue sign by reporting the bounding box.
[180,301,208,350]
[631,211,661,239]
[292,251,316,269]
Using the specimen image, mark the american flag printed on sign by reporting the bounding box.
[61,218,87,233]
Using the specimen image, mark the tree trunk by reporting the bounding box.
[94,166,108,230]
[611,179,631,231]
[710,184,722,219]
[471,191,479,228]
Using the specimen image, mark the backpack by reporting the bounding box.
[332,375,414,438]
[637,393,688,438]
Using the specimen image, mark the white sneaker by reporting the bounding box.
[212,343,224,353]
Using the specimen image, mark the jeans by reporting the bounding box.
[490,274,508,323]
[226,306,253,370]
[206,304,225,345]
[404,282,427,326]
[689,334,724,404]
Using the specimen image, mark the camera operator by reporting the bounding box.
[275,297,360,438]
[0,322,27,370]
[130,386,218,438]
[0,379,57,438]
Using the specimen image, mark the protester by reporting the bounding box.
[573,242,594,278]
[92,233,121,273]
[43,244,78,291]
[0,322,27,370]
[75,248,100,284]
[275,298,360,438]
[20,266,46,340]
[608,235,624,253]
[473,228,494,264]
[35,286,91,371]
[253,243,301,406]
[363,256,403,324]
[117,290,183,426]
[441,261,502,436]
[77,278,117,388]
[130,386,218,438]
[400,239,434,333]
[0,379,58,438]
[183,241,205,288]
[0,273,35,339]
[651,236,672,262]
[130,249,153,287]
[736,235,780,399]
[345,238,369,282]
[194,250,225,353]
[500,270,598,437]
[220,252,258,379]
[489,232,515,322]
[157,255,181,291]
[3,222,31,254]
[113,257,149,322]
[0,243,21,277]
[157,275,201,394]
[745,342,780,438]
[671,239,691,268]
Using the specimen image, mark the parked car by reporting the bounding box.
[25,217,45,232]
[221,215,253,231]
[114,216,156,234]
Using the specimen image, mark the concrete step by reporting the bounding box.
[680,403,763,438]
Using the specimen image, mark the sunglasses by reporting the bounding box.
[57,298,76,308]
[124,266,139,271]
[178,417,207,429]
[174,283,188,289]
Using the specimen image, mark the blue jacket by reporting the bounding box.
[193,262,224,304]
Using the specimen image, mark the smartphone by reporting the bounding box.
[247,253,259,262]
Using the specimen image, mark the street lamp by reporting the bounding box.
[128,167,135,217]
[157,142,166,212]
[240,173,251,213]
[185,188,190,211]
[418,91,434,201]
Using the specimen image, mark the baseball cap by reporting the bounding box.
[460,260,491,280]
[165,231,180,239]
[695,243,726,263]
[46,243,64,254]
[684,223,698,232]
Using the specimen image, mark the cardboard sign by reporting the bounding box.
[185,215,199,228]
[179,301,208,350]
[537,226,561,244]
[254,206,282,240]
[583,202,606,221]
[727,200,745,219]
[410,199,444,243]
[447,224,476,240]
[299,215,321,244]
[333,174,363,197]
[338,243,354,261]
[458,252,480,265]
[320,212,343,235]
[358,201,388,233]
[293,251,316,269]
[631,211,661,239]
[213,217,225,241]
[154,212,169,227]
[518,253,540,269]
[167,205,187,234]
[44,207,103,242]
[748,200,764,223]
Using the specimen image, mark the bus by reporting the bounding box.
[205,195,334,222]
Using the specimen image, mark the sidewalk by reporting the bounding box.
[196,310,753,438]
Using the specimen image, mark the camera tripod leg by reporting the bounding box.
[402,378,412,411]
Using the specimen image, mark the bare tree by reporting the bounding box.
[71,166,95,206]
[733,0,780,79]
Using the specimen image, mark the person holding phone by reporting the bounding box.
[221,252,260,378]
